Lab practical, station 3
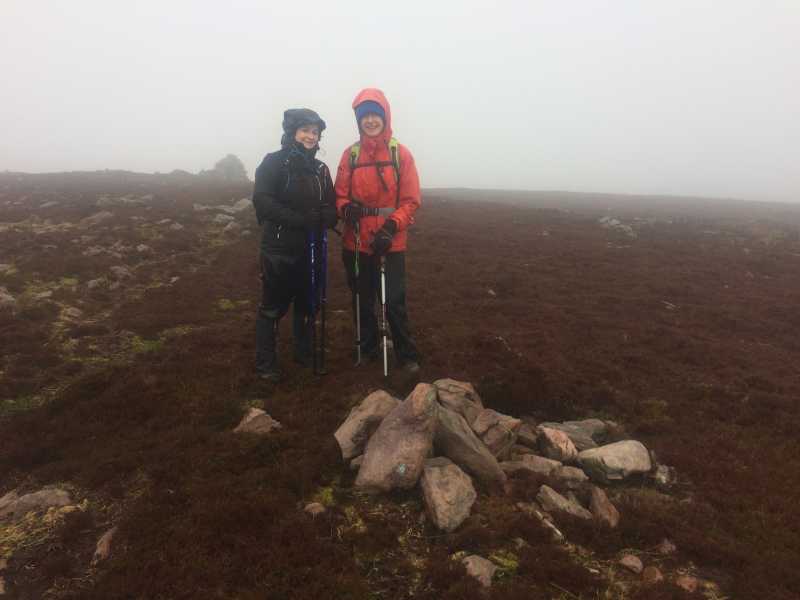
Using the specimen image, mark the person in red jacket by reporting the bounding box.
[335,88,421,373]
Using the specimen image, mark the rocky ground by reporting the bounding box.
[1,171,799,599]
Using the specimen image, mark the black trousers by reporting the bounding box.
[256,253,318,371]
[342,250,420,365]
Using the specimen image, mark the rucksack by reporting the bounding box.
[349,138,401,206]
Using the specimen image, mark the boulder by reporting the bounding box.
[472,409,521,459]
[334,390,400,460]
[589,485,620,528]
[537,427,578,463]
[577,440,652,484]
[539,419,608,450]
[0,488,72,521]
[434,405,506,488]
[355,383,438,493]
[433,378,483,424]
[619,554,643,574]
[420,457,476,532]
[516,423,539,448]
[233,408,282,435]
[500,454,561,477]
[536,485,592,520]
[551,465,589,490]
[92,527,117,565]
[462,555,497,588]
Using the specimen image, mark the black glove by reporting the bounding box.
[304,208,322,231]
[371,227,394,256]
[342,202,362,226]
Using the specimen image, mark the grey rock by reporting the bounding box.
[537,427,578,463]
[536,485,592,520]
[501,454,561,477]
[433,378,483,425]
[169,222,185,231]
[355,383,438,493]
[0,488,72,521]
[420,457,476,532]
[589,485,620,528]
[516,423,539,448]
[651,464,678,489]
[223,221,241,234]
[136,244,152,253]
[82,211,114,226]
[539,419,608,450]
[619,554,643,574]
[110,266,133,280]
[334,390,400,460]
[472,409,521,460]
[0,287,16,310]
[551,465,589,489]
[231,198,252,212]
[213,213,235,224]
[0,264,13,274]
[516,502,565,541]
[233,408,282,434]
[92,527,117,565]
[87,278,105,290]
[434,405,506,488]
[578,440,652,484]
[462,555,497,588]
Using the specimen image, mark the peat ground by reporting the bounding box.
[1,172,799,599]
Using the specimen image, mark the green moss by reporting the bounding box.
[131,336,164,354]
[0,394,46,417]
[489,550,519,577]
[217,298,236,311]
[59,277,79,287]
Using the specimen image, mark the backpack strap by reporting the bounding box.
[348,138,402,207]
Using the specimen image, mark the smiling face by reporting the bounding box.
[294,124,320,149]
[359,113,385,138]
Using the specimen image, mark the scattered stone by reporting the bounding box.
[136,244,152,253]
[87,278,105,290]
[420,457,477,532]
[233,408,282,435]
[40,200,60,208]
[0,264,13,274]
[433,378,483,425]
[509,444,537,458]
[577,440,652,484]
[538,419,608,450]
[213,213,235,224]
[231,198,252,212]
[304,502,326,517]
[349,455,363,472]
[34,290,53,300]
[334,390,401,460]
[169,222,184,231]
[675,574,699,593]
[0,287,16,310]
[61,307,83,321]
[82,211,114,226]
[462,555,497,588]
[657,538,677,555]
[434,405,506,488]
[355,383,438,493]
[472,409,521,459]
[516,423,538,448]
[240,230,252,237]
[537,426,579,462]
[83,246,105,257]
[501,454,561,476]
[0,488,72,521]
[223,221,241,234]
[536,485,592,520]
[642,566,664,584]
[193,203,210,212]
[589,485,620,528]
[110,266,133,280]
[157,218,172,225]
[551,465,589,489]
[651,464,678,489]
[92,527,117,565]
[619,554,643,574]
[516,502,565,541]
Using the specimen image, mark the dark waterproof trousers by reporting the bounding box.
[255,253,313,373]
[342,250,420,365]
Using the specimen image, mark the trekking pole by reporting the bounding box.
[309,227,317,375]
[354,219,362,366]
[379,255,389,377]
[318,226,328,375]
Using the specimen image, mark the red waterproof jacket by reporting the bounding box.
[334,88,421,254]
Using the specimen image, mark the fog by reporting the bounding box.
[1,1,798,202]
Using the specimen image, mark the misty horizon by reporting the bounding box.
[2,1,798,203]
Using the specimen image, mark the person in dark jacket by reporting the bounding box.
[251,108,337,381]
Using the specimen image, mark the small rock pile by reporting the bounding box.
[333,379,669,588]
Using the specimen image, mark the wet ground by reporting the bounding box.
[1,172,799,599]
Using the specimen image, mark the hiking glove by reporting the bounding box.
[371,227,394,256]
[342,202,362,225]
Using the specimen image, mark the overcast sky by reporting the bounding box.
[1,1,798,202]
